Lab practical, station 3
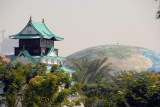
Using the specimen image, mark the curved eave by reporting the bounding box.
[53,36,64,41]
[57,56,67,60]
[31,56,66,60]
[9,35,42,39]
[9,35,64,40]
[30,22,64,41]
[5,55,16,58]
[10,50,36,64]
[9,21,64,41]
[59,65,76,73]
[46,48,57,57]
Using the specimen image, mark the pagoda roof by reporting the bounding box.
[9,21,64,41]
[46,48,57,57]
[47,65,75,73]
[6,48,67,60]
[58,65,76,73]
[6,50,36,64]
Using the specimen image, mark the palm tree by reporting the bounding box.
[71,57,111,84]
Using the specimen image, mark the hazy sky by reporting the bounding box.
[0,0,160,56]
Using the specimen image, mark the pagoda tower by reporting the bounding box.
[6,17,75,75]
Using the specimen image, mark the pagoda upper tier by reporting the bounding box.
[9,19,63,41]
[6,17,75,74]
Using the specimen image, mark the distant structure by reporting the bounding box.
[6,17,75,75]
[0,29,5,41]
[0,29,6,54]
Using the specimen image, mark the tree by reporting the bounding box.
[155,0,160,18]
[0,56,48,107]
[23,74,71,106]
[0,57,80,107]
[71,57,111,84]
[81,71,160,107]
[81,79,119,107]
[23,64,77,107]
[116,71,160,107]
[0,59,28,107]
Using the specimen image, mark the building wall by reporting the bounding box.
[40,38,54,48]
[34,58,61,65]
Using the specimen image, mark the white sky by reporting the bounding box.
[0,0,160,56]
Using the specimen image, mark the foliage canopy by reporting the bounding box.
[0,56,80,107]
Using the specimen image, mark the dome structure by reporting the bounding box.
[66,45,160,73]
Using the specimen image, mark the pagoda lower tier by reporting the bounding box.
[6,48,75,75]
[5,18,75,76]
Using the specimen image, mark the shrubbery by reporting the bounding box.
[81,71,160,107]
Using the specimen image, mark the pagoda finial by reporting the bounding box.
[42,18,44,23]
[29,16,32,22]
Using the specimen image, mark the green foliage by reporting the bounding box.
[23,74,59,106]
[53,89,71,106]
[71,82,83,96]
[34,62,47,75]
[71,57,111,84]
[116,71,160,107]
[81,71,160,107]
[82,79,119,107]
[75,100,81,106]
[0,60,27,107]
[23,64,73,106]
[50,64,59,73]
[2,56,160,106]
[0,57,79,107]
[85,96,98,107]
[51,64,72,89]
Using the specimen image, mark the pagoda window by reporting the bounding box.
[45,59,48,63]
[44,40,45,45]
[54,59,57,64]
[43,40,44,44]
[48,59,51,63]
[45,40,47,45]
[51,59,54,63]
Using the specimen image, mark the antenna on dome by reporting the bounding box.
[29,16,32,22]
[42,18,44,23]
